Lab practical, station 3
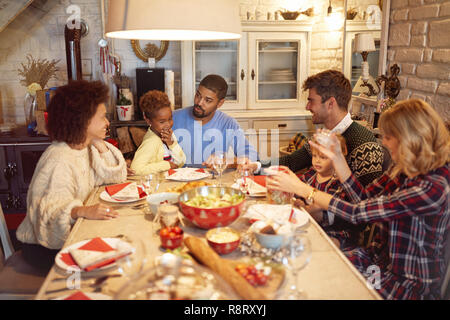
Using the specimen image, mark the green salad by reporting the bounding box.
[184,193,244,208]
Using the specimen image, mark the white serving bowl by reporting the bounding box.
[146,192,179,214]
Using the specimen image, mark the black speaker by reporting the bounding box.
[135,68,165,119]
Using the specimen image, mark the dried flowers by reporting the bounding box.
[17,54,60,92]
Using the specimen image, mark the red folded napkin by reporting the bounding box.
[66,237,132,272]
[60,253,78,268]
[195,168,205,173]
[78,237,114,252]
[64,291,91,300]
[105,182,131,196]
[251,175,266,187]
[168,169,176,176]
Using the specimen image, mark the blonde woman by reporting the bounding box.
[267,99,449,299]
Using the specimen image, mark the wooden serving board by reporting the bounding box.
[184,236,285,300]
[227,260,285,300]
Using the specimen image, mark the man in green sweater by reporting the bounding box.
[260,69,384,187]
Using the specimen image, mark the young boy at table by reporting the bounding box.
[298,134,362,249]
[130,90,186,175]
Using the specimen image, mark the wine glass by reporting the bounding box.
[237,167,253,197]
[280,234,312,300]
[115,235,147,280]
[212,151,227,186]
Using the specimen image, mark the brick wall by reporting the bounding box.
[4,0,445,126]
[388,0,450,121]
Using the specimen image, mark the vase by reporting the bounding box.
[24,93,37,136]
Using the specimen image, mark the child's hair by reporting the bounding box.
[311,133,348,157]
[379,98,450,178]
[139,90,171,119]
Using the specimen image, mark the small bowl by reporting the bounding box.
[146,192,179,214]
[206,227,240,255]
[254,232,293,250]
[160,228,184,250]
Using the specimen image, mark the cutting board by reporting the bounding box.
[184,236,285,300]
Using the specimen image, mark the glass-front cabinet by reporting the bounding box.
[190,35,248,110]
[181,22,312,111]
[248,32,308,109]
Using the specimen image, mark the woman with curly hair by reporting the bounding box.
[267,99,449,299]
[16,80,127,271]
[130,90,185,175]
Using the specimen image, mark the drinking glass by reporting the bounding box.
[237,168,253,196]
[280,234,312,300]
[212,152,227,186]
[115,235,147,280]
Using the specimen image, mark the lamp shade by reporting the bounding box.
[354,33,375,53]
[105,0,242,40]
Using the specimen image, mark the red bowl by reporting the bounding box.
[206,227,240,255]
[179,186,245,229]
[160,228,184,249]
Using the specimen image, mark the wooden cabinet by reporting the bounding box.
[0,127,50,213]
[182,21,312,111]
[181,21,314,158]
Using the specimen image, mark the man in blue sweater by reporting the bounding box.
[173,74,259,168]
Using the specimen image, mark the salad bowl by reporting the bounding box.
[179,186,245,229]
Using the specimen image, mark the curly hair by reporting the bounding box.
[199,74,228,100]
[139,90,171,119]
[380,99,450,178]
[302,69,352,112]
[47,80,109,145]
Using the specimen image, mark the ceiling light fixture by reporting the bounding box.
[105,0,242,41]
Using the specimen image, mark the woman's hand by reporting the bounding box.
[160,128,174,146]
[265,166,311,198]
[72,203,118,220]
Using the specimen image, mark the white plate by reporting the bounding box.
[52,291,112,300]
[165,168,211,181]
[244,204,309,229]
[99,190,146,203]
[55,237,134,272]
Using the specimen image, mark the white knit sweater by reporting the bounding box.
[16,141,127,249]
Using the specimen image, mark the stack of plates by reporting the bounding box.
[269,69,295,81]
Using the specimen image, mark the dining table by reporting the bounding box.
[34,169,382,300]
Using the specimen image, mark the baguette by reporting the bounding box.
[184,236,266,300]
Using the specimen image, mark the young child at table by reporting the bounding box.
[130,90,185,175]
[297,134,362,249]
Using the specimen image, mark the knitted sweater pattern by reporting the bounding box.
[16,141,127,249]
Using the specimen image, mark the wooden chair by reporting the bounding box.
[0,205,46,299]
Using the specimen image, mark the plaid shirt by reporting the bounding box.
[329,163,450,299]
[300,167,362,248]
